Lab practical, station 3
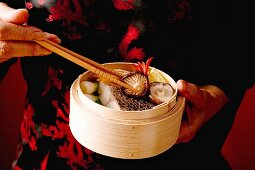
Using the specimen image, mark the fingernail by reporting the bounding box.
[16,8,28,12]
[177,80,190,98]
[177,80,186,91]
[45,33,61,44]
[49,36,61,44]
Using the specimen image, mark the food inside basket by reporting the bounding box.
[80,58,175,111]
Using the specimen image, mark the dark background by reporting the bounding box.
[1,60,255,170]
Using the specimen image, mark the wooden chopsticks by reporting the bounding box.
[35,39,139,93]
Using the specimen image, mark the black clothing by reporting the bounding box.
[1,0,254,169]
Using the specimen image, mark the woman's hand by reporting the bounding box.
[0,2,61,63]
[176,79,228,143]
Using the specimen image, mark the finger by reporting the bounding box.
[0,40,52,58]
[177,79,208,107]
[176,105,192,143]
[45,33,62,44]
[176,112,198,144]
[0,3,29,24]
[0,21,62,42]
[0,21,48,40]
[176,120,191,143]
[0,57,9,63]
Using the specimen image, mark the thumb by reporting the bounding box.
[0,3,29,24]
[177,79,206,107]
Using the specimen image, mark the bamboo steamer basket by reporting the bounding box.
[69,62,185,159]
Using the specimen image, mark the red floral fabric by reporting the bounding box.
[13,0,191,169]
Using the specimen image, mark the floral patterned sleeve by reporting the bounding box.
[12,0,159,169]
